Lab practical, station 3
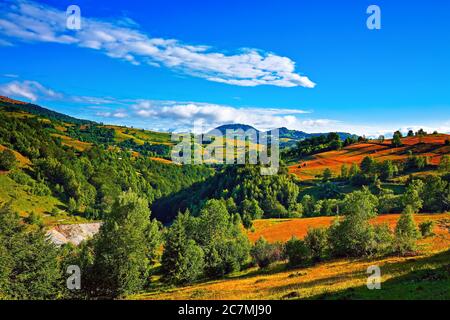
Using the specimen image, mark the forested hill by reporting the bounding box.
[0,96,93,125]
[0,97,212,225]
[152,164,302,225]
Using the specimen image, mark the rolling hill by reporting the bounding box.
[209,123,356,148]
[289,135,450,180]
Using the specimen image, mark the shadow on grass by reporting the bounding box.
[303,249,450,300]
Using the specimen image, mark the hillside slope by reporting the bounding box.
[289,135,450,180]
[132,213,450,300]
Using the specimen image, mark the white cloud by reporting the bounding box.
[129,100,329,132]
[0,0,315,88]
[0,80,62,101]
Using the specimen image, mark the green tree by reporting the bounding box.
[380,160,395,180]
[68,197,78,214]
[328,189,380,257]
[322,168,333,182]
[196,200,250,277]
[439,155,450,173]
[304,228,328,262]
[360,156,376,175]
[394,205,420,255]
[392,131,402,147]
[402,179,424,212]
[0,149,17,171]
[340,164,349,179]
[91,191,158,297]
[161,212,204,284]
[0,205,64,299]
[284,237,310,267]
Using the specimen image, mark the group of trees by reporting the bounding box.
[0,114,212,220]
[0,205,66,299]
[152,165,301,226]
[299,173,450,217]
[251,189,424,270]
[162,199,250,284]
[118,139,170,158]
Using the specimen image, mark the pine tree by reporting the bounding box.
[0,205,64,299]
[161,211,204,284]
[395,205,420,255]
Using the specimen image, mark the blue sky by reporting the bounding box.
[0,0,449,136]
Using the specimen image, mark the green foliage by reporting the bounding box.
[341,187,378,218]
[304,228,329,262]
[322,168,333,182]
[394,206,420,255]
[161,212,205,284]
[250,237,284,268]
[328,188,389,257]
[401,179,424,212]
[284,237,310,267]
[419,220,434,238]
[89,191,161,297]
[439,155,450,173]
[0,149,17,170]
[195,199,250,277]
[392,131,403,147]
[421,175,449,212]
[0,205,64,299]
[405,155,428,171]
[241,198,264,228]
[161,199,250,283]
[24,211,43,226]
[153,165,300,224]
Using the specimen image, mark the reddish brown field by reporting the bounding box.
[289,135,450,180]
[135,213,450,300]
[248,213,450,251]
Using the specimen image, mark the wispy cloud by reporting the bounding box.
[0,0,316,88]
[129,100,317,132]
[0,80,62,101]
[2,78,448,136]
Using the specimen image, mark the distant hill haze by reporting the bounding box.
[208,123,357,147]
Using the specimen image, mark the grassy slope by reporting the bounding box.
[289,135,450,180]
[132,213,450,300]
[0,174,88,225]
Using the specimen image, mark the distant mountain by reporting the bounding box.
[207,124,357,148]
[0,96,93,125]
[208,124,258,135]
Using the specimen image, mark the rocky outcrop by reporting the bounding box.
[46,222,101,246]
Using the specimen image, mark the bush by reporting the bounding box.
[284,237,310,267]
[0,149,17,171]
[419,220,434,237]
[304,228,328,262]
[24,212,43,226]
[372,223,394,256]
[250,237,284,268]
[394,206,420,255]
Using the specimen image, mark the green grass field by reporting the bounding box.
[0,174,88,225]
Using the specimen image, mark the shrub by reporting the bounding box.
[250,237,284,268]
[284,237,310,267]
[394,206,420,255]
[304,228,328,262]
[419,220,434,237]
[0,149,17,171]
[24,212,43,226]
[372,223,394,256]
